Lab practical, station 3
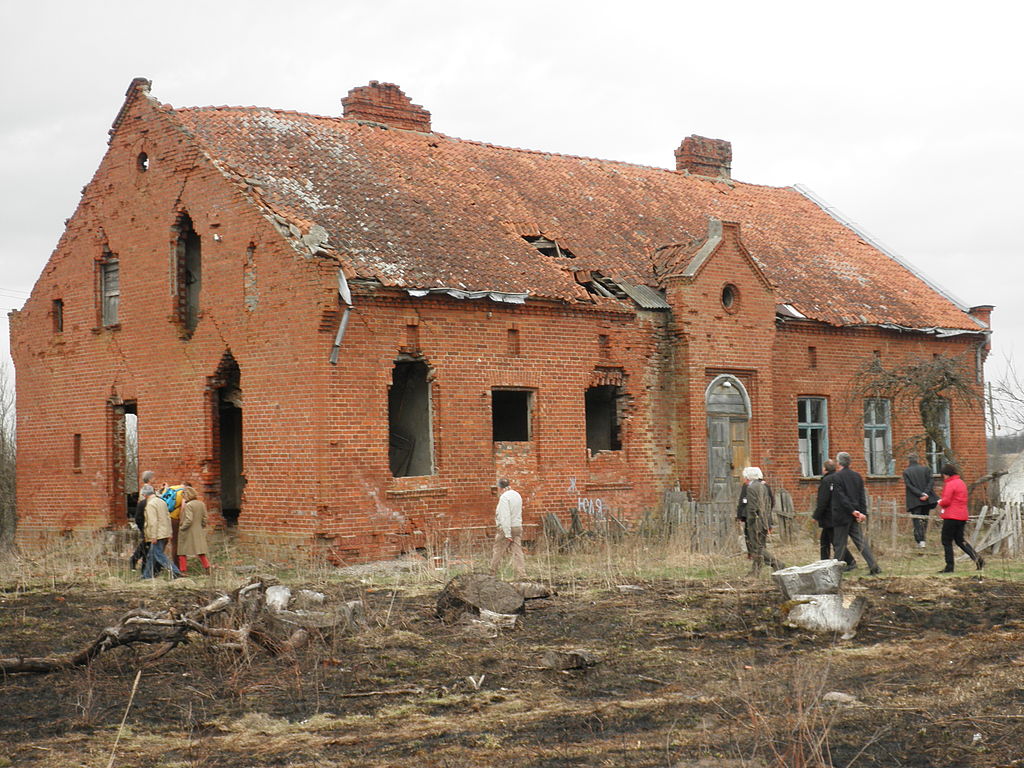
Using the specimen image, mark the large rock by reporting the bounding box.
[772,560,844,600]
[436,573,525,624]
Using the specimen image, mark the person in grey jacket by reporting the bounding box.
[903,453,938,548]
[739,466,783,576]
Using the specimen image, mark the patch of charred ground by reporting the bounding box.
[2,575,1023,767]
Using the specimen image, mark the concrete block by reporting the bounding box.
[772,559,844,600]
[783,593,867,639]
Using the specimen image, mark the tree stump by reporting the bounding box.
[436,573,525,624]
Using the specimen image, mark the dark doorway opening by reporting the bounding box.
[492,389,532,441]
[213,354,243,525]
[388,359,434,477]
[111,401,138,523]
[585,385,623,453]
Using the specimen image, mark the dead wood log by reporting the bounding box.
[436,573,525,624]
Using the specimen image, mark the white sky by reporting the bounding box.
[2,0,1021,423]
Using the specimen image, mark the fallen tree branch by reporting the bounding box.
[0,577,339,675]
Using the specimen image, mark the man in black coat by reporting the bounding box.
[813,459,856,569]
[903,453,937,548]
[829,452,881,575]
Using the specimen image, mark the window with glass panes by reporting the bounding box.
[925,399,951,474]
[863,398,893,475]
[797,397,828,476]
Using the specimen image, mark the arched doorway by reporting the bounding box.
[706,375,751,500]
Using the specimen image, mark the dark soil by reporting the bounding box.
[2,575,1023,767]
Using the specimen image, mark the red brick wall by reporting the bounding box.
[771,322,988,513]
[11,94,989,557]
[665,222,779,494]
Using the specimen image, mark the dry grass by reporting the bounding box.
[4,524,1024,767]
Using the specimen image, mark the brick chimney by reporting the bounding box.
[675,135,732,179]
[342,81,431,132]
[968,304,994,327]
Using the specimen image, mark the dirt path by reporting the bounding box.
[2,575,1023,767]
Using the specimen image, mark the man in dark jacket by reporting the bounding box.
[903,453,937,548]
[830,452,881,575]
[813,459,856,569]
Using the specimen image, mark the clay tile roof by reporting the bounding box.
[170,104,982,331]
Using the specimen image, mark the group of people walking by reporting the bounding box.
[130,470,212,580]
[739,451,984,577]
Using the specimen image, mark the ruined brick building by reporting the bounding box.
[10,79,992,557]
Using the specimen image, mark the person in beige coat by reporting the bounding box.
[176,486,211,575]
[141,485,182,579]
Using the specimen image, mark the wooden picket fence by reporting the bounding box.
[659,489,1024,558]
[862,497,1024,558]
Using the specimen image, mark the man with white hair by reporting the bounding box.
[738,466,783,576]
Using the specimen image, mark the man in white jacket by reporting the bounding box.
[489,478,526,579]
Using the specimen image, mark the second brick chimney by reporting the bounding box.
[342,81,431,132]
[675,135,732,179]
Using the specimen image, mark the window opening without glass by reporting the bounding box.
[586,385,623,452]
[492,389,531,442]
[388,360,434,477]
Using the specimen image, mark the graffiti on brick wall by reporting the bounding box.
[568,477,607,522]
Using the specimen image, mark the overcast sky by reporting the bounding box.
[2,0,1021,424]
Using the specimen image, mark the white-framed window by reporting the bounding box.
[926,399,951,474]
[99,256,120,326]
[797,397,829,476]
[863,398,894,475]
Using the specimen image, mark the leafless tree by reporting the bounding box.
[991,357,1024,436]
[854,353,982,465]
[0,366,15,549]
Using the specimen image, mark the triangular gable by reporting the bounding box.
[659,218,772,291]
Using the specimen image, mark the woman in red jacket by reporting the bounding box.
[937,463,984,573]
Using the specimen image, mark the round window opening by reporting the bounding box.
[137,152,149,172]
[721,283,739,310]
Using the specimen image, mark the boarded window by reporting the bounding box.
[388,360,434,477]
[586,385,622,452]
[73,433,82,471]
[99,256,119,326]
[492,389,531,441]
[52,299,63,333]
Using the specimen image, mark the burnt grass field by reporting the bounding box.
[2,566,1024,768]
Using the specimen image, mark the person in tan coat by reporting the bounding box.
[141,485,182,579]
[176,486,212,575]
